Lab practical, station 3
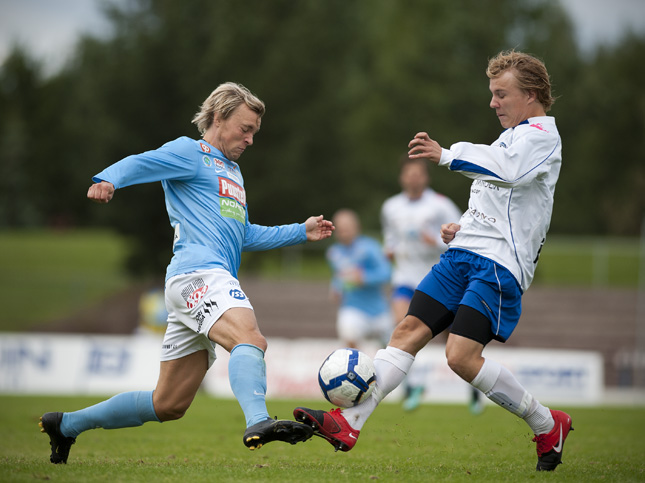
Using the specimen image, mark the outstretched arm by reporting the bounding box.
[87,181,115,204]
[305,215,335,242]
[243,215,333,252]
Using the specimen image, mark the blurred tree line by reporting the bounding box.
[0,0,643,277]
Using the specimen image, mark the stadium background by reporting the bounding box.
[0,0,644,403]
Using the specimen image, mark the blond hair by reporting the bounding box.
[487,50,554,112]
[192,82,265,135]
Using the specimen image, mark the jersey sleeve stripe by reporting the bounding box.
[449,159,503,179]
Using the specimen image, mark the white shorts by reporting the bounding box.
[336,307,393,346]
[162,268,253,368]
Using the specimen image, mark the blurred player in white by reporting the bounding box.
[327,209,392,350]
[381,157,483,413]
[295,51,572,472]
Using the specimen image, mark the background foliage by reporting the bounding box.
[1,0,643,277]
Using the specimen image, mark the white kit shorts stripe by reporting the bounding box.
[161,268,253,368]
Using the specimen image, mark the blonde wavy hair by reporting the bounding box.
[192,82,265,135]
[487,50,555,112]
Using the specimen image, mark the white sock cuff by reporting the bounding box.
[374,346,415,374]
[470,358,502,393]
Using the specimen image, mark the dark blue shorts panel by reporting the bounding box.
[416,249,522,341]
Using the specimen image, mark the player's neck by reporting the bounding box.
[405,189,425,201]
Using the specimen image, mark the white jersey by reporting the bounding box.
[381,188,462,288]
[438,116,562,292]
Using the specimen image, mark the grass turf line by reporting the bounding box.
[1,394,644,482]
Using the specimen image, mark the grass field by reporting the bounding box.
[1,395,644,482]
[0,229,132,331]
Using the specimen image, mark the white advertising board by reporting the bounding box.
[0,333,603,406]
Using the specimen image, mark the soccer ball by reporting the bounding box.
[318,348,376,408]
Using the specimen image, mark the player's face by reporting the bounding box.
[212,104,261,161]
[400,161,428,197]
[333,213,359,245]
[489,70,536,129]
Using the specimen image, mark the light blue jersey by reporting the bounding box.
[326,235,391,316]
[93,136,306,281]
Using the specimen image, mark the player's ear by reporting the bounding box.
[526,89,538,104]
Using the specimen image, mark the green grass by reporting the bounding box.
[0,229,132,331]
[1,395,644,482]
[242,235,644,287]
[535,236,643,287]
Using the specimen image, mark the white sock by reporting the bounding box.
[342,346,414,430]
[470,358,554,434]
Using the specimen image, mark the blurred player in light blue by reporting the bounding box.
[327,209,393,350]
[39,82,333,464]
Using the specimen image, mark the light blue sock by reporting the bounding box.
[228,344,270,428]
[60,390,160,439]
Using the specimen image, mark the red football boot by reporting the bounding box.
[532,409,573,471]
[293,407,360,452]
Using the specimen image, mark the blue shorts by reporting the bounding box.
[416,249,522,341]
[392,285,415,301]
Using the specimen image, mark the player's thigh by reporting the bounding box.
[208,307,266,352]
[407,289,456,339]
[153,350,209,421]
[165,268,263,353]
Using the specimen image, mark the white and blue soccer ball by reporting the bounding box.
[318,348,376,408]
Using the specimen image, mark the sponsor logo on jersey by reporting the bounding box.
[229,289,246,300]
[220,198,245,223]
[180,278,209,308]
[214,159,226,171]
[173,223,181,248]
[226,169,241,183]
[468,207,496,224]
[186,285,208,309]
[499,142,507,148]
[199,142,211,153]
[202,155,212,167]
[219,178,246,206]
[530,123,548,132]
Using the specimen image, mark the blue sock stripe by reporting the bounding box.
[231,343,265,356]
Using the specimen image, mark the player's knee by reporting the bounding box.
[252,334,268,352]
[445,347,480,382]
[156,407,187,422]
[446,350,468,379]
[155,400,191,422]
[388,316,432,355]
